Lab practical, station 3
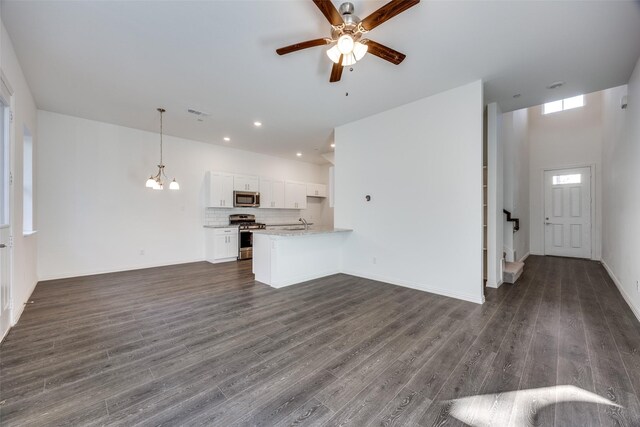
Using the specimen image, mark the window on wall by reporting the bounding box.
[0,93,8,226]
[543,95,584,115]
[23,126,34,233]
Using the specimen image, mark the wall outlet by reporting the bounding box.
[636,280,639,293]
[372,257,377,265]
[139,249,145,256]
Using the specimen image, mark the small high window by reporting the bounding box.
[552,174,581,185]
[23,126,34,233]
[543,95,584,115]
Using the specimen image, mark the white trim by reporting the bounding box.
[341,269,485,304]
[0,70,14,98]
[263,269,341,289]
[486,279,504,289]
[518,252,530,263]
[541,164,597,260]
[10,276,37,326]
[601,260,640,323]
[22,230,37,237]
[37,258,207,281]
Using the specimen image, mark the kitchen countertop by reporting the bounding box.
[265,223,314,227]
[253,227,352,237]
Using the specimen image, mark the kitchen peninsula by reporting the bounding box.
[252,228,352,288]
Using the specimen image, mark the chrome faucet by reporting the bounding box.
[299,218,309,230]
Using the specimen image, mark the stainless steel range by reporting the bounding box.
[229,214,266,260]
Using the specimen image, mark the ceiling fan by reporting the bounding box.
[276,0,420,83]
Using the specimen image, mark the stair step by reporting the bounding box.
[504,261,524,284]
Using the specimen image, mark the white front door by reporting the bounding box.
[544,167,592,258]
[0,82,12,339]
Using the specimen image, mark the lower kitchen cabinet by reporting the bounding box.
[205,227,238,263]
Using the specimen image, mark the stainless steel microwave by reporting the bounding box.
[234,191,260,207]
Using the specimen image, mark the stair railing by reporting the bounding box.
[503,209,520,232]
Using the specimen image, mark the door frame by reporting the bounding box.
[541,163,596,260]
[0,69,14,341]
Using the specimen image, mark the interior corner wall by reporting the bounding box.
[0,18,39,327]
[36,111,329,280]
[528,91,603,259]
[486,103,504,288]
[334,80,484,304]
[601,58,640,321]
[502,108,530,262]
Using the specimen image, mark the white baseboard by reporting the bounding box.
[341,269,484,304]
[601,260,640,323]
[529,251,544,256]
[486,279,504,289]
[518,252,530,263]
[38,258,206,282]
[268,269,341,289]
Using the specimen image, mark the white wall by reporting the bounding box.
[502,108,530,262]
[601,60,640,320]
[1,17,39,326]
[486,103,503,288]
[528,91,603,259]
[335,80,485,304]
[37,111,330,280]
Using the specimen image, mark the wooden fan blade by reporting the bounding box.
[330,55,344,82]
[360,0,420,31]
[364,40,406,65]
[276,38,331,55]
[312,0,344,26]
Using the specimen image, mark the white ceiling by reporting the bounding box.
[2,1,640,164]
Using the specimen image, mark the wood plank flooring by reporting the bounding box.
[1,256,640,426]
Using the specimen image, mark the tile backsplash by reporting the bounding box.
[205,208,308,227]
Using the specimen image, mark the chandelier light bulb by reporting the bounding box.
[326,45,341,64]
[353,42,368,61]
[145,177,155,188]
[169,179,180,190]
[337,35,355,55]
[341,53,356,67]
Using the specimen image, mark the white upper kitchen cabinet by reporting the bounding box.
[285,181,307,209]
[260,178,285,209]
[206,172,234,208]
[306,183,327,198]
[234,174,259,192]
[272,180,285,208]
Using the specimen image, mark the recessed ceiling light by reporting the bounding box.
[330,143,336,148]
[296,152,302,157]
[223,137,231,142]
[547,81,564,90]
[254,121,262,127]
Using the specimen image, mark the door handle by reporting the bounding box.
[0,244,6,248]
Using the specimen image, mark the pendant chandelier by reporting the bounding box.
[145,108,179,190]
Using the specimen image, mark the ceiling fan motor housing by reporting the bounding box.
[339,2,360,27]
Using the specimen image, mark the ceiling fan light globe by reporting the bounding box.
[337,35,355,55]
[353,42,368,61]
[341,53,357,66]
[326,45,341,64]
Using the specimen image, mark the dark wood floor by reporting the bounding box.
[1,256,640,426]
